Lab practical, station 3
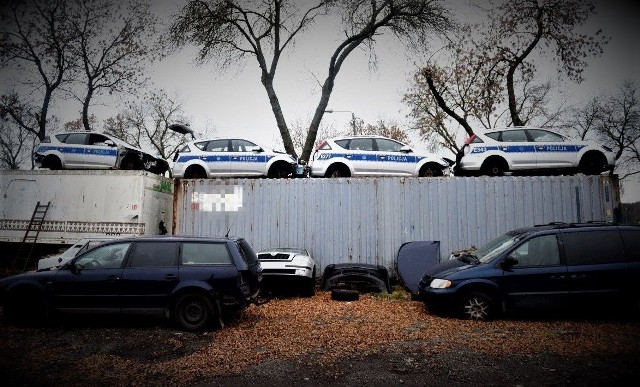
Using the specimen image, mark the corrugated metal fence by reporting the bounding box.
[173,176,619,276]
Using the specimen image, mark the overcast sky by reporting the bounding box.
[2,0,639,201]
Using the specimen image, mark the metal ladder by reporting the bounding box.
[14,201,51,271]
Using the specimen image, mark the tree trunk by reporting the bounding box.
[300,77,335,163]
[262,76,296,158]
[82,87,94,131]
[506,64,524,127]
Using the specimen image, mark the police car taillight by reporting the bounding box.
[464,135,477,146]
[315,140,328,151]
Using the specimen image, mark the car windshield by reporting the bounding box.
[476,231,528,263]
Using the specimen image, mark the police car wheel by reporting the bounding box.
[44,155,62,170]
[419,164,443,177]
[482,158,506,177]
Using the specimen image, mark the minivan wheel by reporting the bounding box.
[460,292,494,321]
[174,294,214,332]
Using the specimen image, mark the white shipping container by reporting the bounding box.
[0,170,173,245]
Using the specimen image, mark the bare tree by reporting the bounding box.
[104,89,192,159]
[405,0,606,152]
[67,0,159,131]
[0,0,75,141]
[170,0,451,161]
[0,116,35,169]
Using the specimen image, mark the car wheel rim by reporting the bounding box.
[183,300,205,324]
[463,297,489,320]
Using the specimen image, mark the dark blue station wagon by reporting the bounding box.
[0,236,262,331]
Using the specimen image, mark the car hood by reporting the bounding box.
[422,257,472,278]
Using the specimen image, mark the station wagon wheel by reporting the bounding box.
[174,294,214,332]
[326,164,350,178]
[184,165,207,179]
[43,155,62,170]
[579,152,606,175]
[121,156,141,170]
[481,158,507,177]
[268,162,294,178]
[460,292,495,321]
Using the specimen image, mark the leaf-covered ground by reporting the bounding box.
[1,291,639,386]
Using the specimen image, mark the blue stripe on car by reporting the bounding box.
[176,155,274,163]
[316,153,422,163]
[37,145,117,156]
[470,145,586,154]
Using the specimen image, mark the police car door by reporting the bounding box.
[499,129,537,170]
[374,138,414,176]
[230,139,266,176]
[526,129,576,169]
[85,133,118,168]
[60,132,90,168]
[201,139,231,176]
[347,137,377,175]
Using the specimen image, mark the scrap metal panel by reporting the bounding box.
[173,175,619,275]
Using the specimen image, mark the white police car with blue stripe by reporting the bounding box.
[309,135,451,177]
[172,138,298,178]
[455,127,615,176]
[34,131,169,174]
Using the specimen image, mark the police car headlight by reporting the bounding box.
[429,278,452,289]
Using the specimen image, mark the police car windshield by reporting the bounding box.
[477,231,527,263]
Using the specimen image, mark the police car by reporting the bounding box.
[171,138,298,178]
[455,127,615,176]
[309,135,451,177]
[34,131,169,175]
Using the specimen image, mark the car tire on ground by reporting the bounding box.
[331,289,359,301]
[460,292,495,321]
[268,162,294,178]
[174,293,215,332]
[326,164,350,178]
[43,155,62,170]
[481,158,507,177]
[579,152,606,175]
[4,290,49,327]
[301,270,316,298]
[184,165,207,179]
[419,163,444,177]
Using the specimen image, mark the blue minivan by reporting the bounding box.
[418,223,640,320]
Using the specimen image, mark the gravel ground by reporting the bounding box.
[1,291,639,386]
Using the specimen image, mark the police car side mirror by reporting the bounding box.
[500,256,518,269]
[400,145,412,153]
[104,140,116,147]
[250,146,263,153]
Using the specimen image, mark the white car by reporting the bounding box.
[34,131,169,175]
[37,237,114,271]
[309,135,451,177]
[171,138,298,178]
[257,247,316,296]
[455,127,615,176]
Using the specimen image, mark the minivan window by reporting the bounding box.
[562,230,625,265]
[128,242,178,268]
[509,234,560,266]
[620,229,640,261]
[181,242,232,265]
[477,232,528,263]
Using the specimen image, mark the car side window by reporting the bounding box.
[204,139,229,152]
[232,139,257,152]
[485,132,500,141]
[74,242,131,270]
[620,230,640,261]
[334,139,348,149]
[375,138,404,152]
[181,242,232,265]
[348,138,374,151]
[88,134,111,146]
[500,130,527,142]
[127,242,178,268]
[237,239,259,266]
[55,134,69,142]
[65,133,88,145]
[509,234,560,266]
[562,230,625,265]
[527,129,564,142]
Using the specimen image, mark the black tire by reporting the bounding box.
[4,290,49,327]
[268,162,294,178]
[174,294,214,332]
[43,155,62,170]
[331,289,359,301]
[481,158,507,177]
[326,165,350,178]
[121,156,141,170]
[579,152,606,175]
[460,292,495,321]
[301,270,316,298]
[419,163,444,177]
[184,166,207,179]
